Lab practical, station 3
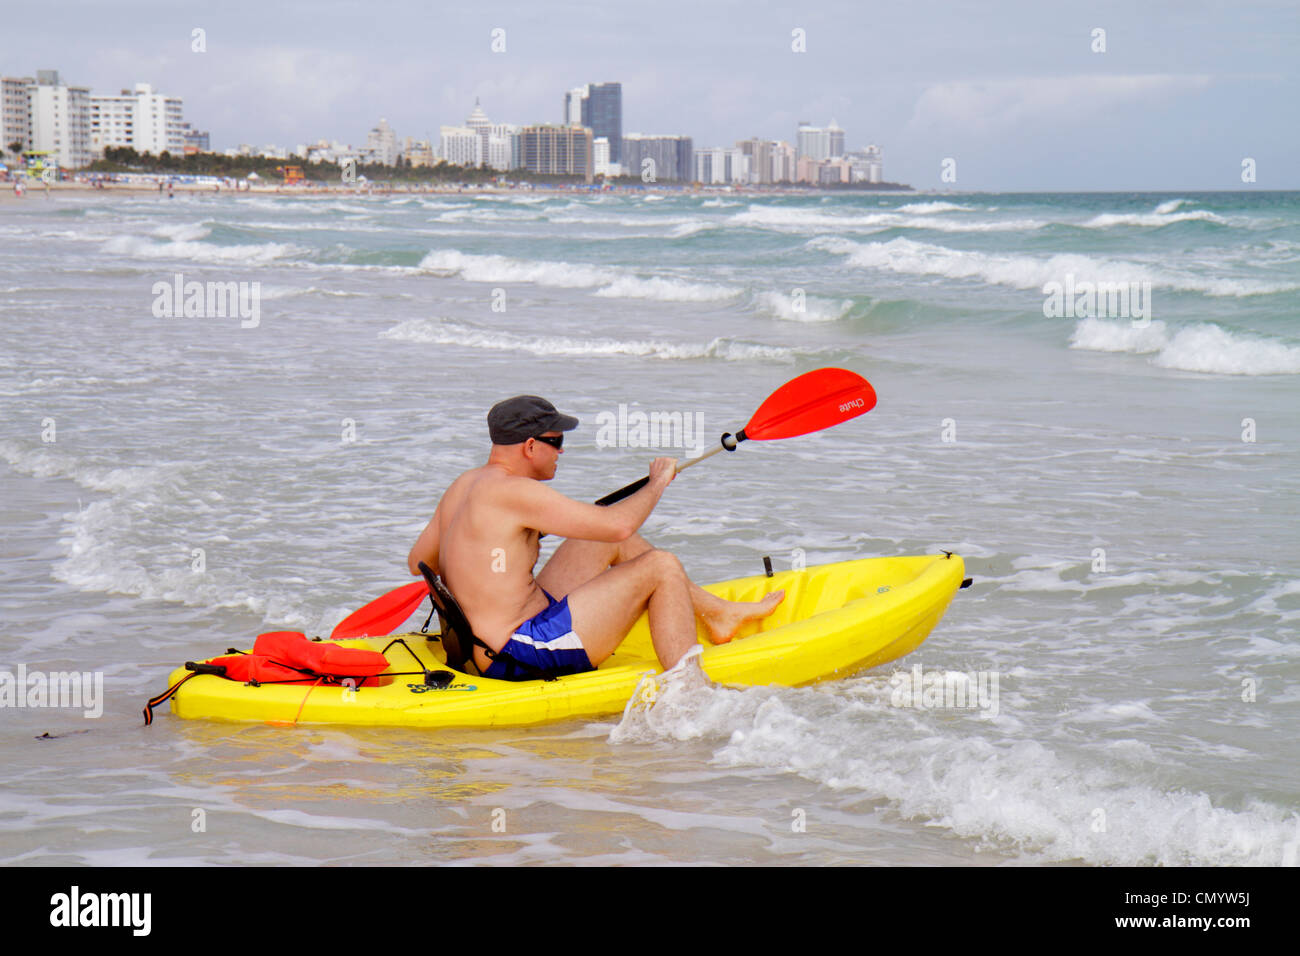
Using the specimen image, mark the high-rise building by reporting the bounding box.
[827,119,845,158]
[694,146,750,185]
[462,100,519,170]
[770,141,797,183]
[521,124,592,182]
[487,123,521,171]
[90,82,186,158]
[585,83,621,164]
[364,118,398,165]
[563,86,587,125]
[593,137,624,177]
[737,138,774,185]
[562,82,621,164]
[847,145,883,183]
[29,70,93,169]
[796,120,847,161]
[621,134,693,182]
[91,83,186,157]
[796,122,828,161]
[2,75,33,155]
[466,99,491,159]
[439,125,483,167]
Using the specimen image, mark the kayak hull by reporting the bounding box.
[166,554,965,728]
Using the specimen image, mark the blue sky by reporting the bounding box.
[6,0,1298,189]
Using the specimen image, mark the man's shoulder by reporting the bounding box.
[445,466,537,508]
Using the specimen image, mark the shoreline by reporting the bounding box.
[0,178,916,204]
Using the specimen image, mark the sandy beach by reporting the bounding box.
[0,177,910,205]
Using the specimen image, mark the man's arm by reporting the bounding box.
[499,457,676,542]
[408,502,441,576]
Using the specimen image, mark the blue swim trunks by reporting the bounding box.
[483,589,594,681]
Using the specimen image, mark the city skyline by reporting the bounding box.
[3,67,889,186]
[4,0,1297,190]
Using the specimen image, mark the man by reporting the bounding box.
[408,396,784,680]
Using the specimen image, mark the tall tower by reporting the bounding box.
[585,82,622,164]
[466,98,491,160]
[563,86,588,125]
[827,119,845,158]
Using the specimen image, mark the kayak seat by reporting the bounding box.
[417,561,481,675]
[417,561,559,682]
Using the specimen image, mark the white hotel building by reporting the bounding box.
[439,125,482,167]
[26,70,93,169]
[693,146,750,185]
[3,71,188,168]
[90,82,186,156]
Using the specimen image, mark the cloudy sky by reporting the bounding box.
[7,0,1298,190]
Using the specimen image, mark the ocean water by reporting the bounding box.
[1,188,1297,866]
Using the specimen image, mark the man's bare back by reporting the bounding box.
[421,463,556,667]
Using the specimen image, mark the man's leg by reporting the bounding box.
[563,549,697,670]
[538,533,784,644]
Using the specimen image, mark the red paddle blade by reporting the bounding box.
[743,367,877,441]
[331,580,429,639]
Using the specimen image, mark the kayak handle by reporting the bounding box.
[185,662,228,677]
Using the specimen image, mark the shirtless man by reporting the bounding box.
[407,395,784,680]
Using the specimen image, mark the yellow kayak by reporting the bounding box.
[165,553,966,728]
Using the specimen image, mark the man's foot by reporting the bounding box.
[702,590,785,645]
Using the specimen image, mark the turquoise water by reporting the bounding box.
[1,188,1297,865]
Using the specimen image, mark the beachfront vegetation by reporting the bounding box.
[86,147,589,186]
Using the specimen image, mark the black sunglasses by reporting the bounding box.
[532,433,563,449]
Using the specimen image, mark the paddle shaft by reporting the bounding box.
[593,434,743,506]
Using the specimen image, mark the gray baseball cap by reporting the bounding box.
[487,395,579,445]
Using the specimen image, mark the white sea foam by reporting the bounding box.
[418,249,614,287]
[257,284,368,300]
[730,205,1040,234]
[547,213,702,227]
[417,249,740,301]
[666,221,713,238]
[0,440,172,495]
[1070,318,1300,375]
[379,318,804,362]
[895,201,973,214]
[150,222,212,242]
[811,235,1300,297]
[609,674,1299,865]
[591,275,740,302]
[1068,317,1170,354]
[102,235,305,264]
[754,290,853,322]
[1082,209,1226,228]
